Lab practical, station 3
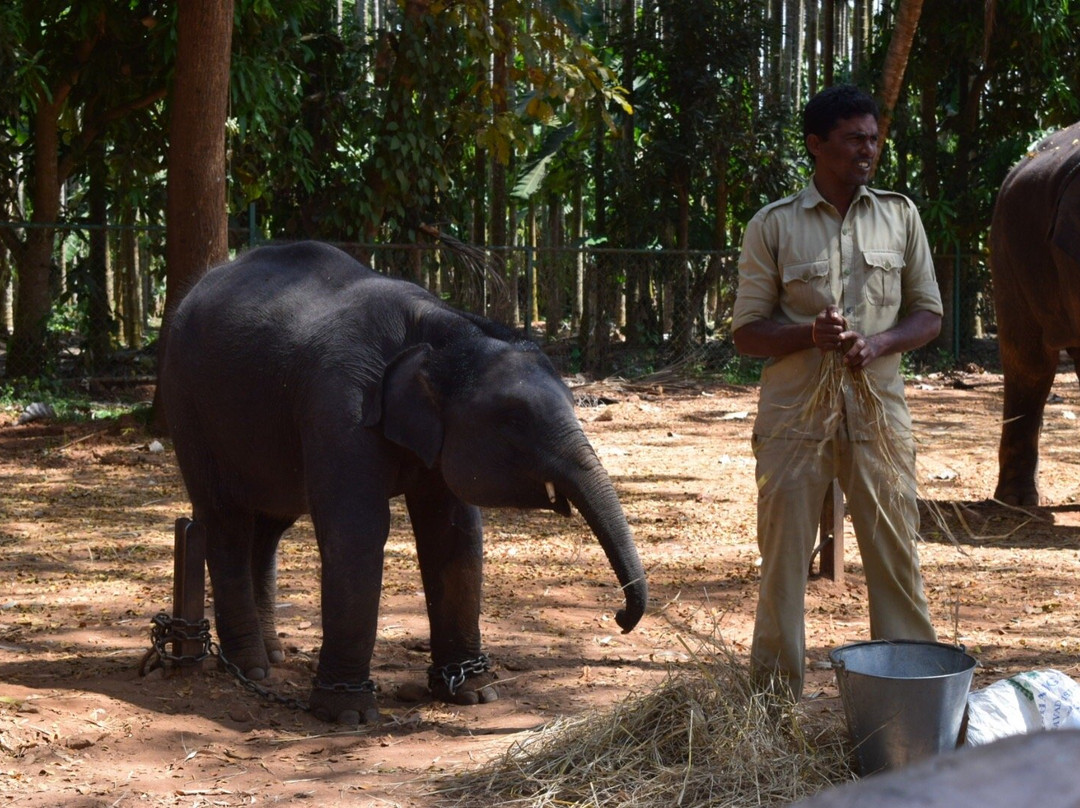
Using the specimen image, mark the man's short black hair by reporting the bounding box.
[802,84,879,158]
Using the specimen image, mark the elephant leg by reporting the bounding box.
[406,477,498,706]
[305,493,389,726]
[251,514,295,665]
[995,339,1058,506]
[196,506,271,680]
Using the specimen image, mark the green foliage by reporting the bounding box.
[5,0,1080,382]
[717,354,765,386]
[0,378,146,423]
[902,346,957,378]
[224,0,630,242]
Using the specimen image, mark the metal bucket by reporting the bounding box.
[830,640,976,775]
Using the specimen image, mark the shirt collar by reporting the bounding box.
[799,179,873,210]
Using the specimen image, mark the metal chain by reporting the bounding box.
[140,611,311,712]
[143,613,483,712]
[213,641,312,712]
[312,679,378,695]
[140,613,213,671]
[428,653,492,696]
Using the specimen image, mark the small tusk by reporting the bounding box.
[545,481,557,503]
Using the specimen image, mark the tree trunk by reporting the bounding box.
[822,0,835,87]
[571,172,584,333]
[489,4,512,325]
[152,0,235,432]
[786,0,805,112]
[806,0,819,97]
[872,0,924,175]
[119,186,144,350]
[544,193,562,341]
[581,109,610,375]
[87,139,111,371]
[767,0,783,107]
[670,175,692,358]
[5,98,62,379]
[0,248,11,338]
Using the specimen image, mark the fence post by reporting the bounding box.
[172,517,206,668]
[953,249,961,359]
[814,481,845,582]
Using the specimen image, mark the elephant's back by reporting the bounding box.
[997,122,1080,209]
[177,241,378,320]
[166,241,416,357]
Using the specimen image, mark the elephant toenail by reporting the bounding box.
[337,709,361,725]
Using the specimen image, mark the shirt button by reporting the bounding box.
[845,307,854,315]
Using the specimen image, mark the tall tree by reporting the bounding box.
[872,0,922,175]
[152,0,235,431]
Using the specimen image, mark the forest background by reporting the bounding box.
[1,0,1079,398]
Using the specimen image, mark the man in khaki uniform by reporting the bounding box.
[732,84,941,700]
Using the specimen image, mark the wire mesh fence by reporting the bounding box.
[0,221,992,382]
[330,241,743,377]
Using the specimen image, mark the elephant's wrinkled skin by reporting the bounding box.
[160,241,647,724]
[991,121,1080,506]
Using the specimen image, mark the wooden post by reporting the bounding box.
[815,479,845,582]
[171,517,206,666]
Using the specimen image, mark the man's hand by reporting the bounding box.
[837,327,879,370]
[817,307,943,371]
[815,306,878,370]
[812,306,847,351]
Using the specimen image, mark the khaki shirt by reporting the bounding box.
[732,181,942,440]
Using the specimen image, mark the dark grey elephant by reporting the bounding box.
[991,121,1080,505]
[160,241,647,724]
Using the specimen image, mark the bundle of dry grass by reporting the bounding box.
[806,349,903,469]
[438,642,855,808]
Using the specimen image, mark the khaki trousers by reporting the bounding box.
[749,428,936,699]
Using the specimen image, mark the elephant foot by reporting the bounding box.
[309,680,380,725]
[993,485,1041,507]
[216,643,271,682]
[428,655,499,705]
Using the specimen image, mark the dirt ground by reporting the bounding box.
[3,354,1080,807]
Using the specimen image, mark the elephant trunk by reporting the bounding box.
[556,447,647,633]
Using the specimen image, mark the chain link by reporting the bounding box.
[428,653,492,696]
[140,613,213,671]
[140,611,310,712]
[312,679,378,694]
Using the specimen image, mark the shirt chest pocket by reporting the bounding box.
[781,259,831,315]
[861,250,904,307]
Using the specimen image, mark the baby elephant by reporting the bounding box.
[160,241,647,724]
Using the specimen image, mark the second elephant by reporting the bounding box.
[991,121,1080,505]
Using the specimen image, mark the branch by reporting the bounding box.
[57,87,168,182]
[0,224,26,264]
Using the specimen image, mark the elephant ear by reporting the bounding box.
[367,343,443,468]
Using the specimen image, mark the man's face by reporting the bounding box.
[807,113,879,188]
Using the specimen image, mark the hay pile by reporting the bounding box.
[438,642,855,808]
